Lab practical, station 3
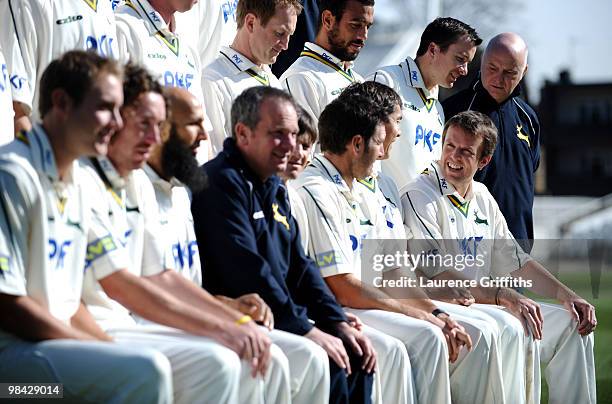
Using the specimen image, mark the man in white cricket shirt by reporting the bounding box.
[403,110,597,404]
[81,64,291,404]
[202,0,302,154]
[0,51,172,403]
[367,17,481,192]
[280,0,373,125]
[293,83,517,404]
[0,0,118,133]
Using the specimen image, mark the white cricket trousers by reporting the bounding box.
[539,302,596,404]
[107,324,291,404]
[269,328,329,404]
[0,339,173,403]
[344,308,451,404]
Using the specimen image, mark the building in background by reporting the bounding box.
[539,71,612,196]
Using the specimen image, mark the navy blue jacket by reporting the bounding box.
[443,79,541,251]
[192,138,347,335]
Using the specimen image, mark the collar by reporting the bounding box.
[218,46,274,85]
[143,163,183,195]
[125,0,177,38]
[94,155,127,191]
[427,161,474,201]
[402,56,439,99]
[24,124,62,182]
[310,155,361,203]
[303,42,355,72]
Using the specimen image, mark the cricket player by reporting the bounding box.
[0,0,118,132]
[0,50,172,403]
[280,106,413,404]
[367,17,481,192]
[115,0,203,103]
[80,64,291,404]
[202,0,302,154]
[280,0,373,125]
[403,110,597,404]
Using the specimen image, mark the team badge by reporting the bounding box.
[516,124,530,146]
[474,210,489,226]
[272,203,290,231]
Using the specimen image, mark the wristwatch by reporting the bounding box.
[432,308,448,318]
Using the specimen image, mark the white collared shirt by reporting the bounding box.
[280,42,362,125]
[286,182,309,254]
[367,57,444,191]
[115,0,203,103]
[0,126,127,345]
[202,46,282,154]
[0,46,14,145]
[402,161,532,279]
[0,0,118,119]
[144,164,202,286]
[174,0,238,69]
[80,157,170,328]
[292,155,369,278]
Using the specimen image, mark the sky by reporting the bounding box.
[504,0,612,102]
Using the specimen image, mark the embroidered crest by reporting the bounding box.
[272,203,290,231]
[516,124,530,147]
[474,210,489,226]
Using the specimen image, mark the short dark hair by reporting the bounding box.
[317,0,375,32]
[297,104,318,146]
[416,17,482,57]
[39,50,123,117]
[319,82,388,154]
[443,111,498,158]
[237,0,302,28]
[122,63,164,108]
[338,81,401,123]
[231,86,296,138]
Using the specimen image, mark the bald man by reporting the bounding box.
[443,33,540,253]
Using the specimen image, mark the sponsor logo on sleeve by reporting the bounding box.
[84,235,118,268]
[316,250,341,268]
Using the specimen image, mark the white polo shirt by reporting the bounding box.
[0,46,14,145]
[80,157,169,328]
[401,161,532,279]
[0,0,118,118]
[115,0,203,103]
[280,42,362,125]
[175,0,238,69]
[356,172,406,240]
[144,164,202,286]
[367,57,444,192]
[202,46,282,154]
[292,155,369,278]
[0,126,127,346]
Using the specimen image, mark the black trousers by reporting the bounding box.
[328,347,373,404]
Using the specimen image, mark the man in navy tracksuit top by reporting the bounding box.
[443,32,540,252]
[192,86,375,404]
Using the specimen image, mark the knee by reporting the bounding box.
[129,349,174,400]
[208,347,242,383]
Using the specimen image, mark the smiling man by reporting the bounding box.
[193,86,377,404]
[280,0,374,127]
[443,33,540,252]
[202,0,302,154]
[368,17,481,192]
[403,111,597,404]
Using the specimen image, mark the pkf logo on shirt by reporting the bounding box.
[411,71,418,82]
[440,178,448,189]
[232,54,243,65]
[221,0,238,23]
[333,174,342,185]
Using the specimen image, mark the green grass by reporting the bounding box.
[532,270,612,403]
